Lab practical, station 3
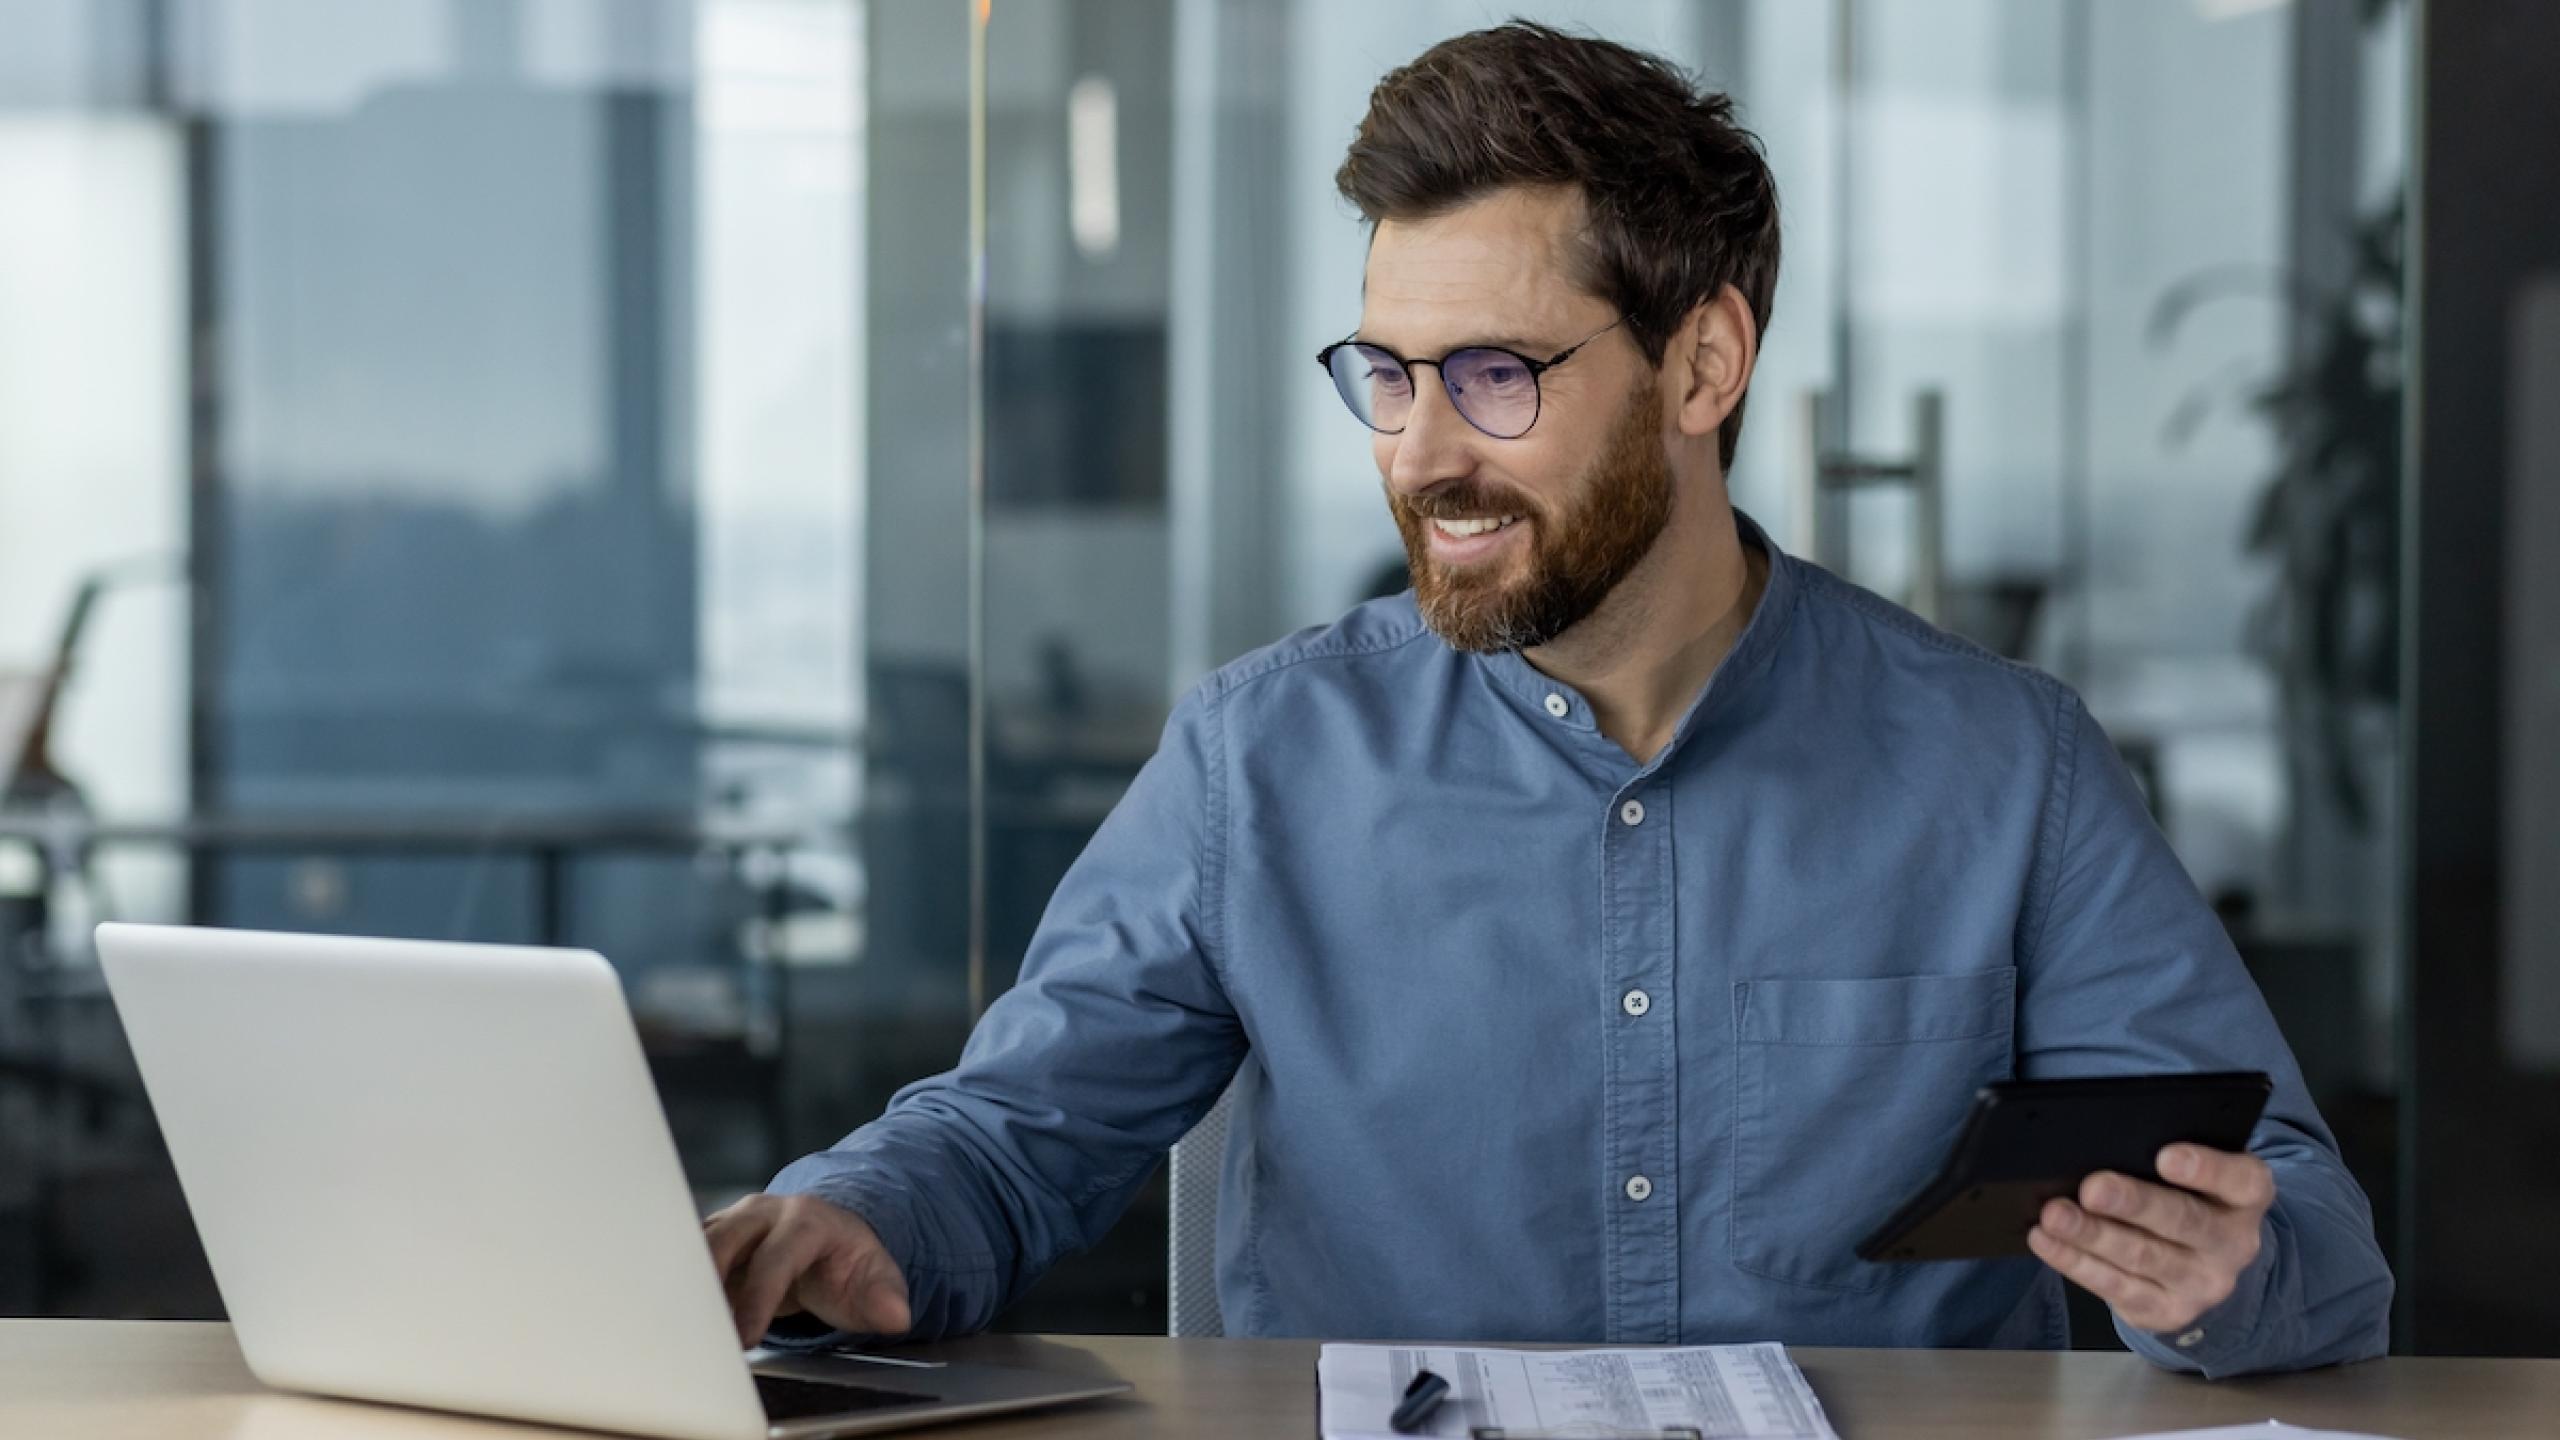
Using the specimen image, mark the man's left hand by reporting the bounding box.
[2026,1143,2275,1337]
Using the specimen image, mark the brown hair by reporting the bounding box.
[1337,21,1781,469]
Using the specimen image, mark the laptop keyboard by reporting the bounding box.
[754,1372,936,1422]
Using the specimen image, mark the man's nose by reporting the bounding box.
[1385,369,1479,496]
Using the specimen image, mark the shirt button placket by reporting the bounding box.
[1603,783,1676,1343]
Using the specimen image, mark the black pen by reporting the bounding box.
[1390,1368,1451,1433]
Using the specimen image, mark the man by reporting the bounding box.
[708,23,2392,1377]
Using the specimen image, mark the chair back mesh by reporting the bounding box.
[1165,1083,1236,1337]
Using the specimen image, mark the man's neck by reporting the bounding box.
[1524,502,1766,765]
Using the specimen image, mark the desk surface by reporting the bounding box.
[7,1321,2557,1439]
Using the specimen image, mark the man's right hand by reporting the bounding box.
[704,1193,914,1348]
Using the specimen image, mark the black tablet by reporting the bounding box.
[1854,1071,2273,1264]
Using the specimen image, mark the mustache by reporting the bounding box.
[1394,482,1539,522]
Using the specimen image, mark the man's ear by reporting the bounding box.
[1673,284,1759,442]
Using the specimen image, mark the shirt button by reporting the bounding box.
[1619,799,1646,827]
[1543,692,1570,719]
[2174,1328,2206,1350]
[1624,1175,1653,1203]
[1622,989,1651,1017]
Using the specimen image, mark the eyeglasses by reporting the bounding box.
[1316,317,1625,440]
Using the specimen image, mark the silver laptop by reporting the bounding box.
[95,922,1131,1440]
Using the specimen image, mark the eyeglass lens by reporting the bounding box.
[1326,344,1543,439]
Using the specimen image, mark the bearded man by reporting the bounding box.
[707,22,2391,1377]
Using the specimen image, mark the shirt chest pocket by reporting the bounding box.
[1727,968,2017,1293]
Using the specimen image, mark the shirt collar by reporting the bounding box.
[1472,507,1801,751]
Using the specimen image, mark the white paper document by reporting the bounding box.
[1317,1342,1838,1440]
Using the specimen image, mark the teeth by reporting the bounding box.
[1432,514,1523,538]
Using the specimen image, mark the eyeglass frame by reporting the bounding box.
[1314,316,1629,441]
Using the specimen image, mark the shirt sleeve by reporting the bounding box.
[763,680,1245,1341]
[2016,696,2394,1378]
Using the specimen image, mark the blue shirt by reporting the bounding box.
[771,515,2392,1377]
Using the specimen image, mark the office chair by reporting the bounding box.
[1165,1083,1235,1338]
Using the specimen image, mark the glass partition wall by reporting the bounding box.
[1,0,899,1317]
[2,0,2413,1340]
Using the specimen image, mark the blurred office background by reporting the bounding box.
[2,0,2552,1352]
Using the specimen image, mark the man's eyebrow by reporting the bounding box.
[1349,331,1552,355]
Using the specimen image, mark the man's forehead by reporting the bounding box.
[1359,188,1599,347]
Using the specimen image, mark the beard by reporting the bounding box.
[1389,382,1675,654]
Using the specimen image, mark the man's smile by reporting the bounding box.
[1425,512,1529,563]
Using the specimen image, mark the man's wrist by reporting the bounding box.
[763,1161,927,1338]
[2119,1218,2279,1376]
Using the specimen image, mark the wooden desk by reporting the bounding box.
[7,1321,2557,1439]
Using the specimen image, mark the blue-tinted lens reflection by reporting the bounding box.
[1443,348,1541,437]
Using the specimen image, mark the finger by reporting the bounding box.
[811,1247,915,1338]
[731,1221,831,1348]
[2041,1198,2208,1293]
[2029,1224,2187,1332]
[704,1199,779,1282]
[860,1276,914,1337]
[2160,1144,2277,1213]
[2080,1170,2221,1251]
